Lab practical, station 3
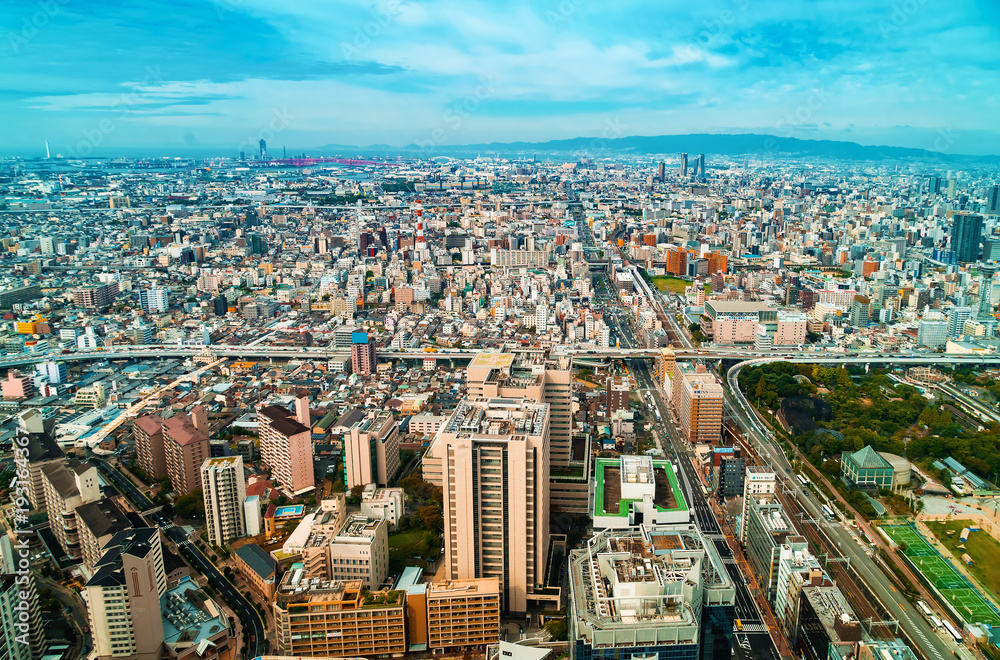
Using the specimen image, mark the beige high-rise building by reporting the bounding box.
[86,528,167,660]
[41,458,101,561]
[201,456,247,546]
[672,365,724,445]
[344,411,400,489]
[258,404,315,495]
[424,396,550,614]
[465,350,573,467]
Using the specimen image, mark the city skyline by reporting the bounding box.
[3,0,999,155]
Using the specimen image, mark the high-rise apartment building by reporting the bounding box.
[672,365,724,445]
[259,402,315,495]
[73,282,119,309]
[138,287,168,313]
[344,411,400,489]
[134,415,168,479]
[952,213,984,263]
[162,413,210,496]
[86,528,167,660]
[465,350,573,467]
[0,536,46,660]
[41,458,101,561]
[424,397,550,613]
[350,331,376,375]
[202,456,247,546]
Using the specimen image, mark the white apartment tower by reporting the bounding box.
[201,456,247,546]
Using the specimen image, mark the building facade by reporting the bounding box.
[201,456,247,546]
[258,404,315,495]
[424,397,550,614]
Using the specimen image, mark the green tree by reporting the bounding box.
[545,617,568,641]
[175,489,205,519]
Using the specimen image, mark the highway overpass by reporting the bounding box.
[2,345,999,370]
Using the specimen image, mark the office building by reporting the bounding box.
[86,529,167,660]
[324,516,389,589]
[947,306,973,338]
[424,397,550,613]
[672,365,724,445]
[701,301,774,344]
[162,413,210,496]
[0,536,46,660]
[258,402,315,495]
[351,331,377,375]
[740,466,776,544]
[849,295,870,327]
[568,524,735,660]
[344,411,400,489]
[790,586,862,660]
[465,350,574,468]
[916,319,949,349]
[201,456,247,546]
[988,185,1000,214]
[680,152,688,177]
[212,294,228,316]
[716,448,746,498]
[952,214,984,263]
[774,538,826,639]
[743,497,795,602]
[41,458,101,561]
[36,361,67,385]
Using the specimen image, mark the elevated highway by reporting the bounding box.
[2,345,998,370]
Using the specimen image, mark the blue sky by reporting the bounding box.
[3,0,999,156]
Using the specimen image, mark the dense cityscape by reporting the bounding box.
[0,146,998,660]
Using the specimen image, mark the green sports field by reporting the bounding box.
[882,523,1000,627]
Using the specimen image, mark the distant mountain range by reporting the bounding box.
[315,133,998,162]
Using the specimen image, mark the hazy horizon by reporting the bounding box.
[4,0,998,157]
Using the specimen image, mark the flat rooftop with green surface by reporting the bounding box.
[593,455,689,529]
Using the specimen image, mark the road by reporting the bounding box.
[724,363,955,660]
[632,359,781,660]
[92,458,267,658]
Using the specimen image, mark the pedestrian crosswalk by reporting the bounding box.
[736,622,767,633]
